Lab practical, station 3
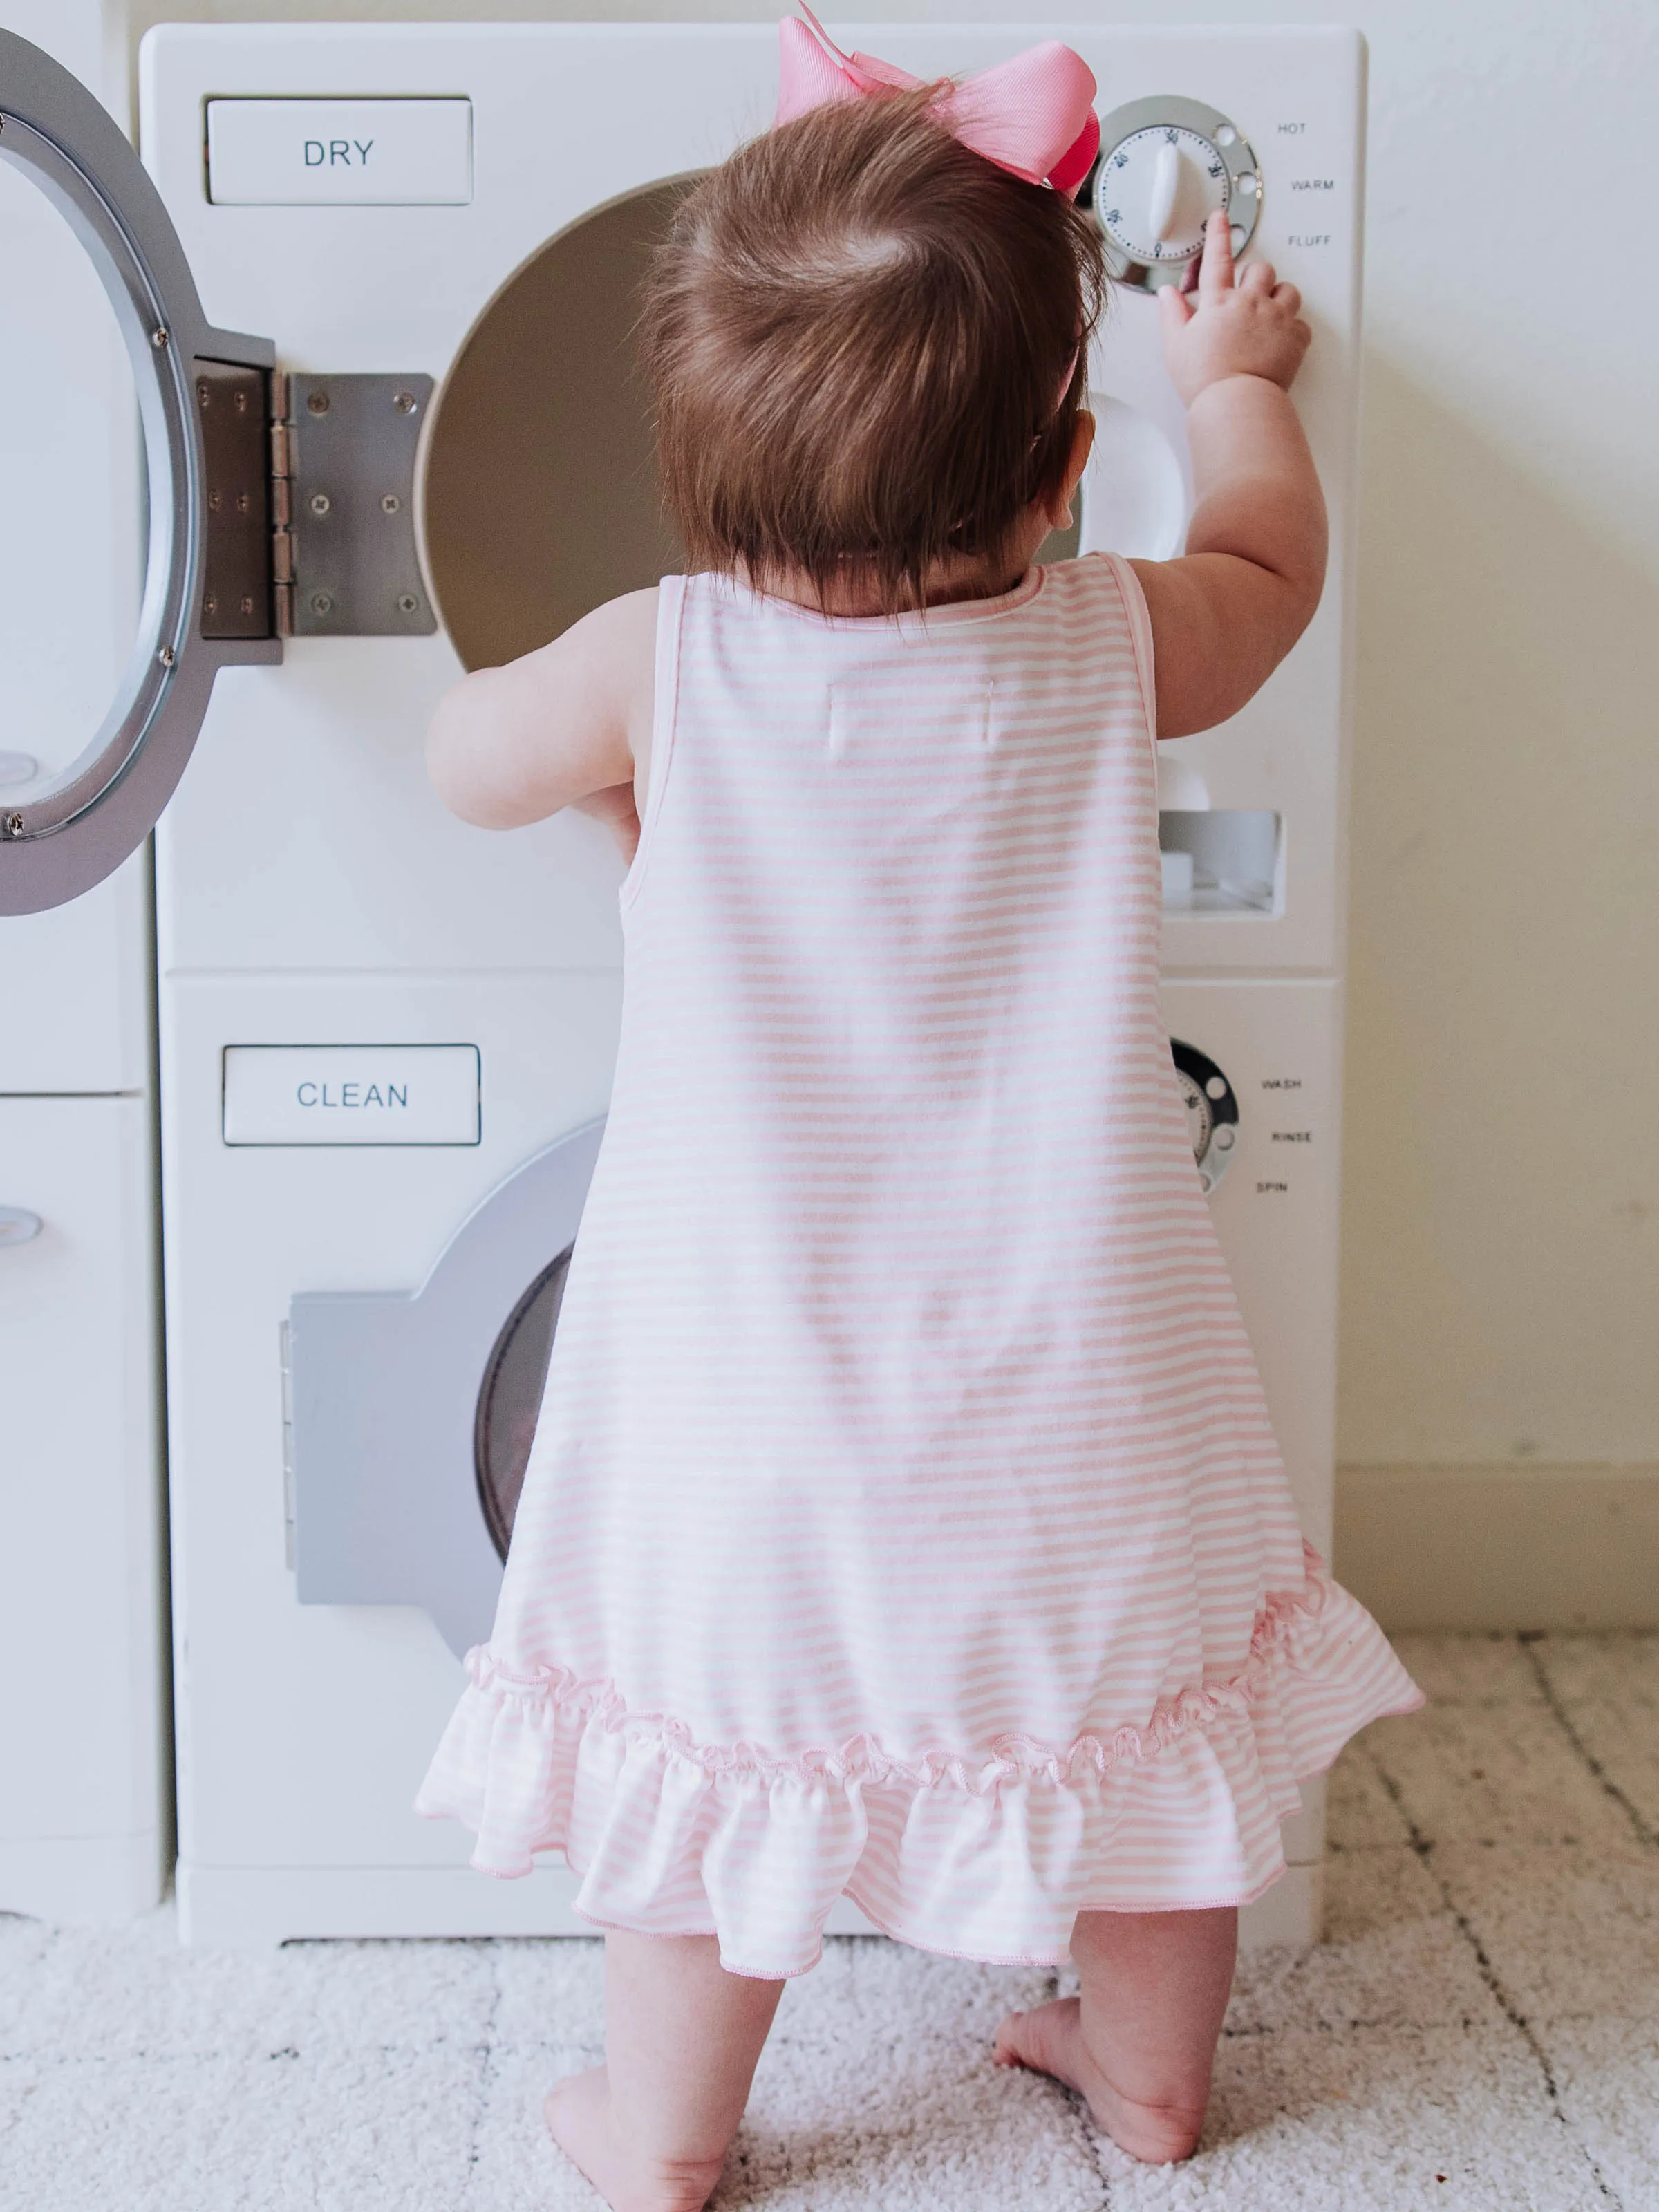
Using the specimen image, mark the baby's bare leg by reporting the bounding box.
[546,1931,785,2212]
[993,1906,1237,2164]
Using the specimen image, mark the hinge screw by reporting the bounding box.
[393,391,418,414]
[151,326,169,349]
[158,646,176,668]
[381,493,401,514]
[3,813,24,838]
[306,390,330,415]
[310,592,334,618]
[397,593,420,616]
[309,491,331,516]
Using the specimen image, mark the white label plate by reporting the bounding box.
[207,100,473,207]
[223,1045,480,1146]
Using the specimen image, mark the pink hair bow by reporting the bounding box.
[775,6,1100,200]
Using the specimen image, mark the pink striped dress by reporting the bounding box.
[417,554,1421,1978]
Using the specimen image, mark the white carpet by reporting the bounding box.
[3,1631,1656,2211]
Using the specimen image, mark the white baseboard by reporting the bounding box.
[177,1795,1335,1953]
[171,1862,895,1948]
[0,1831,167,1925]
[176,1857,1323,1953]
[1335,1462,1659,1632]
[178,1859,601,1947]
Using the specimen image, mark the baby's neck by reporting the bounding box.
[749,550,1033,619]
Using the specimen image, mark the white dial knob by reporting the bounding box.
[1100,126,1228,267]
[1090,97,1262,292]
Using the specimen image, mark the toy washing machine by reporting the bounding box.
[0,21,1362,1947]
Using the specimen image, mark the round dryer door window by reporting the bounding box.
[474,1246,574,1559]
[0,29,277,917]
[0,156,149,814]
[420,178,697,671]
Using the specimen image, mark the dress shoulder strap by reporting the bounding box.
[1080,551,1159,744]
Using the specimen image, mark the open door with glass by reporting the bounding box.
[0,30,281,915]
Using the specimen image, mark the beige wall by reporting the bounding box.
[99,0,1659,1491]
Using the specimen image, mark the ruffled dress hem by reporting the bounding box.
[415,1544,1423,1979]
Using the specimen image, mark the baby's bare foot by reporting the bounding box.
[545,2066,727,2212]
[993,1999,1206,2165]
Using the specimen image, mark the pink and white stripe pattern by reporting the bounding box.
[418,555,1421,1978]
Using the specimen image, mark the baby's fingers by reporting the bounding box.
[1273,281,1302,317]
[1159,280,1194,331]
[1241,258,1276,295]
[1198,208,1234,298]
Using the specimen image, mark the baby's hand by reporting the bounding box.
[1158,210,1311,407]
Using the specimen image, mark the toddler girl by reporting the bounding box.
[418,21,1421,2208]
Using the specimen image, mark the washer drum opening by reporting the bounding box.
[420,178,696,671]
[474,1248,572,1560]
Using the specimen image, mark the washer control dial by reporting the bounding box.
[1171,1040,1240,1194]
[1091,97,1261,290]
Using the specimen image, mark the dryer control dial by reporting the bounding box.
[1091,97,1261,290]
[1171,1040,1239,1195]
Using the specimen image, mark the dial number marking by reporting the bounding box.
[1177,1067,1215,1161]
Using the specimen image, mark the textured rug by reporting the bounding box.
[2,1631,1655,2211]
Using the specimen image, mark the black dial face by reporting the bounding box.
[474,1248,571,1559]
[1175,1065,1215,1161]
[1170,1040,1239,1192]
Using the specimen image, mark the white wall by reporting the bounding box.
[91,1,1659,1495]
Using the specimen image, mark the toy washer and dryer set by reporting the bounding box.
[0,20,1362,1948]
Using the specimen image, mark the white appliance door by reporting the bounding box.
[0,30,277,916]
[285,1119,604,1657]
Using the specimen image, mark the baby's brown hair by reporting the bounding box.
[641,86,1105,615]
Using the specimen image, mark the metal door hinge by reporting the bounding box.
[269,368,294,637]
[279,372,437,639]
[196,358,274,639]
[196,362,437,646]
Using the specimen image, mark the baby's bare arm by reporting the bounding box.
[426,587,658,832]
[1130,212,1326,740]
